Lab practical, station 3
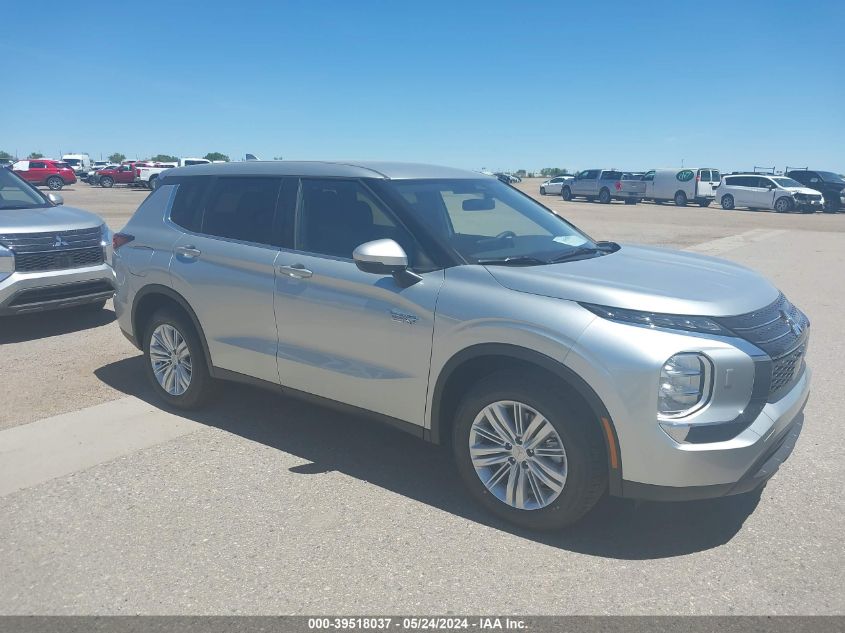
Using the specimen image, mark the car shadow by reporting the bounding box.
[95,355,762,560]
[0,307,115,344]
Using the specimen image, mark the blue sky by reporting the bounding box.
[2,1,843,173]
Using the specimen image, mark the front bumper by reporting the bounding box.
[0,264,115,316]
[619,371,809,501]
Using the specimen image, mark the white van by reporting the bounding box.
[61,153,93,176]
[642,168,721,207]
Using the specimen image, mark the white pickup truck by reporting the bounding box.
[135,157,210,189]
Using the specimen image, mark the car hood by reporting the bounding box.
[484,244,779,317]
[783,186,824,195]
[0,205,105,233]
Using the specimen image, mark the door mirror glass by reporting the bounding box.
[353,239,408,275]
[462,197,496,211]
[47,192,63,205]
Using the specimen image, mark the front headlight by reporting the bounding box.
[658,353,713,442]
[580,303,733,336]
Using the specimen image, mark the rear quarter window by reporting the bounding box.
[169,177,212,232]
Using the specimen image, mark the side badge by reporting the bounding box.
[390,309,418,325]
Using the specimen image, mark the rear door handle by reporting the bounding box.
[175,245,201,258]
[277,264,313,279]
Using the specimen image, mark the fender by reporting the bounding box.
[429,342,623,495]
[131,284,214,373]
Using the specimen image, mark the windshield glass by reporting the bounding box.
[63,158,81,166]
[817,171,845,184]
[381,178,595,264]
[0,168,49,209]
[772,177,804,188]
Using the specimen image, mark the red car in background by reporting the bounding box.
[12,159,77,190]
[91,162,138,188]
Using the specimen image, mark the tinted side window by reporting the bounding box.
[170,177,212,232]
[642,170,655,181]
[298,179,421,263]
[711,170,721,181]
[601,171,622,180]
[581,170,599,180]
[699,169,711,181]
[30,162,46,169]
[202,177,281,245]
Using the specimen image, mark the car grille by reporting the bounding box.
[794,193,822,202]
[0,227,104,272]
[715,293,809,398]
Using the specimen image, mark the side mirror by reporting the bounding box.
[47,192,63,205]
[353,239,421,287]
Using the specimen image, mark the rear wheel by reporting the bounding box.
[150,175,160,190]
[143,308,213,409]
[561,187,572,201]
[674,190,688,206]
[100,176,114,188]
[823,199,839,213]
[598,188,611,204]
[452,371,607,530]
[721,194,735,210]
[774,197,793,213]
[46,176,64,190]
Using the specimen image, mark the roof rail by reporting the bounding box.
[785,166,808,173]
[753,166,776,174]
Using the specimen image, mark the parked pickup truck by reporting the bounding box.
[93,163,138,188]
[561,169,645,204]
[135,157,210,189]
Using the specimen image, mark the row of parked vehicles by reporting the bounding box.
[6,153,213,191]
[540,167,845,213]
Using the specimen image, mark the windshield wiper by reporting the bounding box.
[477,255,547,266]
[548,241,620,263]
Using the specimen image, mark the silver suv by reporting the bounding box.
[113,161,811,530]
[0,168,114,316]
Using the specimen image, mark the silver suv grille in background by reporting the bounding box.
[715,294,810,399]
[0,227,104,272]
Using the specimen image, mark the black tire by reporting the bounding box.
[561,186,572,201]
[773,197,793,213]
[452,370,607,531]
[540,187,546,195]
[698,199,712,207]
[674,190,688,206]
[100,176,114,188]
[142,308,213,410]
[598,188,611,204]
[721,194,735,210]
[822,200,839,213]
[46,176,64,190]
[149,175,159,190]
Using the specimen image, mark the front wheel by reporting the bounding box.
[143,308,213,409]
[452,371,607,530]
[561,187,572,201]
[46,176,64,190]
[598,188,611,204]
[674,190,688,206]
[539,187,546,195]
[774,197,793,213]
[100,176,114,188]
[721,194,735,210]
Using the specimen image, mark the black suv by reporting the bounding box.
[786,170,845,213]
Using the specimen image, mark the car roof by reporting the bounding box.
[167,160,488,180]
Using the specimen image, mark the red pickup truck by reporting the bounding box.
[92,163,138,188]
[12,159,77,190]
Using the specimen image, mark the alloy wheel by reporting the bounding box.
[469,400,568,510]
[149,324,192,396]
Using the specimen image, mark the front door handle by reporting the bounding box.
[277,264,313,279]
[175,245,201,259]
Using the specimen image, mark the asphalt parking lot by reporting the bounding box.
[1,179,843,614]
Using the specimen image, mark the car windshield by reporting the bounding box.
[0,168,49,209]
[381,178,597,264]
[772,177,804,188]
[63,158,81,166]
[817,171,845,184]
